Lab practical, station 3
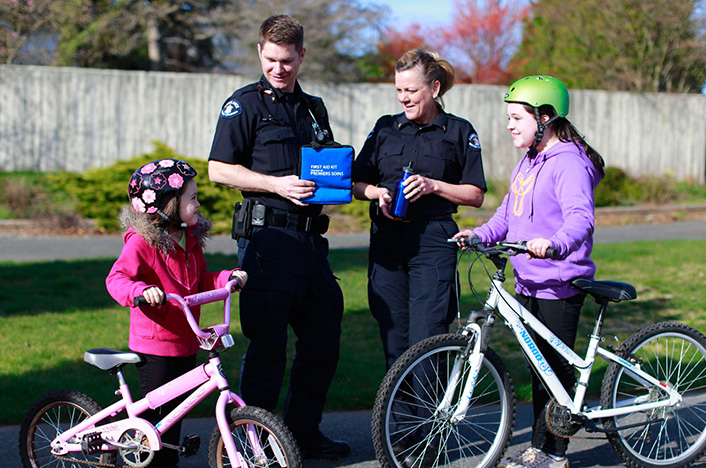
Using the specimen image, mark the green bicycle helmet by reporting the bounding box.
[504,75,569,118]
[505,75,569,150]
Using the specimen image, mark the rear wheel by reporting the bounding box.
[19,390,117,468]
[601,321,706,468]
[208,405,302,468]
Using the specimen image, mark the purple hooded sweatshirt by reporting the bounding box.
[473,140,603,299]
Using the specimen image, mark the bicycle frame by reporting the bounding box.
[445,263,682,424]
[49,280,263,468]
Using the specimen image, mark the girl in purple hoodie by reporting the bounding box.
[106,159,247,468]
[455,76,605,468]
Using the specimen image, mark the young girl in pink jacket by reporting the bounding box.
[106,158,247,468]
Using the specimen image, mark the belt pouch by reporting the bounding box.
[232,198,253,240]
[317,214,330,234]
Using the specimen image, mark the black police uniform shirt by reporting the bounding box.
[208,76,334,216]
[353,110,487,220]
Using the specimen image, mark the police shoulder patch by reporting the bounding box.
[220,99,242,118]
[468,133,481,149]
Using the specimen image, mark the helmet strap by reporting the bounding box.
[532,107,560,152]
[156,209,187,229]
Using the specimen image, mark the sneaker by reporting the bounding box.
[499,448,569,468]
[535,455,569,468]
[499,447,545,468]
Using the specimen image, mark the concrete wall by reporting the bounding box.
[1,65,704,182]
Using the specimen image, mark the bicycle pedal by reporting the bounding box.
[80,431,104,455]
[181,435,200,457]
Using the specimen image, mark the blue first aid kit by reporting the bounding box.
[299,144,354,204]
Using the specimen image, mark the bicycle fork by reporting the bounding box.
[215,390,258,468]
[209,358,272,468]
[436,322,486,424]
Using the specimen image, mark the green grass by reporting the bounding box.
[2,240,706,425]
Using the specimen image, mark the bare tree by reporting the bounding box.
[0,0,57,64]
[53,0,241,71]
[221,0,386,82]
[38,0,383,80]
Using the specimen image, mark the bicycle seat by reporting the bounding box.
[571,279,637,302]
[84,348,144,371]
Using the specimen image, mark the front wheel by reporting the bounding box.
[208,405,302,468]
[372,333,516,468]
[19,390,117,468]
[601,321,706,468]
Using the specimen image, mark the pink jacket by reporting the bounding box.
[106,207,234,357]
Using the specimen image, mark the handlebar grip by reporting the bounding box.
[134,296,148,307]
[447,236,481,248]
[517,241,558,259]
[228,275,243,290]
[133,295,166,306]
[545,247,558,260]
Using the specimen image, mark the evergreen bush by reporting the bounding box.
[47,142,239,232]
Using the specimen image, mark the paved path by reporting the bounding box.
[1,220,706,263]
[5,405,624,468]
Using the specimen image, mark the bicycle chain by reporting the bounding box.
[52,454,118,468]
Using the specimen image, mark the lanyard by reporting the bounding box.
[257,82,330,143]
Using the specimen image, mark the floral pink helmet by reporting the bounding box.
[128,159,197,214]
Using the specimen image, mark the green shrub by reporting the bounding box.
[595,166,631,207]
[47,142,240,232]
[623,173,679,204]
[595,166,680,207]
[0,172,77,222]
[8,155,700,234]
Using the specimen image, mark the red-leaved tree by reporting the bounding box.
[361,23,432,81]
[440,0,528,84]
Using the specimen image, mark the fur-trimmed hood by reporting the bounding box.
[118,205,212,254]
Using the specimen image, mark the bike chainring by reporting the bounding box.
[545,398,585,438]
[118,428,154,468]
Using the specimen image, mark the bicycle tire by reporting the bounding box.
[373,333,516,468]
[208,405,302,468]
[19,389,117,468]
[600,321,706,468]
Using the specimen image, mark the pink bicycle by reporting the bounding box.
[19,278,302,468]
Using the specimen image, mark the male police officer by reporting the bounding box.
[207,15,349,459]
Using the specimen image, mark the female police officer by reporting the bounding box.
[352,49,486,370]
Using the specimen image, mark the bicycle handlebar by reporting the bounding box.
[449,236,558,260]
[133,278,243,340]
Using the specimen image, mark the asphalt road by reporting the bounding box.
[3,219,706,468]
[2,220,706,263]
[5,405,622,468]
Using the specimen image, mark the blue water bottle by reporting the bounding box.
[391,162,414,218]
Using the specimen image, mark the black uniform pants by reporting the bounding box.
[136,353,197,468]
[237,225,344,444]
[516,293,585,458]
[367,217,459,370]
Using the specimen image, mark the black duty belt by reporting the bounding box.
[266,210,330,235]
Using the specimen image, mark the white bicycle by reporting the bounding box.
[372,237,706,468]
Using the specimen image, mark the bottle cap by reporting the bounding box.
[403,161,414,173]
